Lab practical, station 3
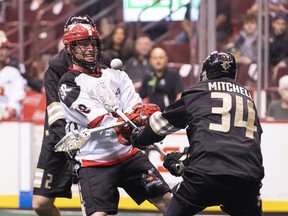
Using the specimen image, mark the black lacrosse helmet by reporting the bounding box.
[200,51,237,81]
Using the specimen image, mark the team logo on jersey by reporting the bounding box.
[221,61,230,71]
[59,84,73,100]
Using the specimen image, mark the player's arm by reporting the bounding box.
[131,97,189,148]
[44,62,67,142]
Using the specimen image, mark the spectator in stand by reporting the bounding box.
[123,33,153,90]
[0,31,44,92]
[266,75,288,120]
[97,16,116,37]
[174,0,232,50]
[269,12,288,81]
[28,56,47,92]
[102,24,134,63]
[224,13,260,65]
[174,1,200,44]
[247,0,288,16]
[215,0,233,47]
[139,47,184,111]
[0,36,26,121]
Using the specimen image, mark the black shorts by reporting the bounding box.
[164,171,263,216]
[33,142,73,198]
[79,151,171,215]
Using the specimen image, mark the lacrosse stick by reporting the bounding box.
[54,121,127,152]
[89,78,166,157]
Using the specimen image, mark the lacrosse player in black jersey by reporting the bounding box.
[32,15,111,216]
[132,51,265,216]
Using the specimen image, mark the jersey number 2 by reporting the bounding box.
[209,92,257,139]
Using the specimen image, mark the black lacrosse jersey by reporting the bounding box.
[168,78,264,180]
[42,49,72,145]
[146,77,264,181]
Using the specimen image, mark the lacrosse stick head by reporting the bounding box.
[54,129,91,152]
[88,78,119,113]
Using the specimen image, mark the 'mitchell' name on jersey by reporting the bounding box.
[208,81,252,100]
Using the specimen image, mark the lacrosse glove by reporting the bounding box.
[163,152,187,177]
[130,126,147,150]
[115,113,144,145]
[115,104,160,146]
[132,103,161,121]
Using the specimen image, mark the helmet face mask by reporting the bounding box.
[200,51,237,81]
[63,23,101,72]
[71,38,99,66]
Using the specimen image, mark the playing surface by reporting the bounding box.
[0,209,224,216]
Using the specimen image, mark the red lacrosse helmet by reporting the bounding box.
[63,23,100,47]
[63,23,101,72]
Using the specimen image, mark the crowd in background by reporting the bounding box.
[0,0,288,121]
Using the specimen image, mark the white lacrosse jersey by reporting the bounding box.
[0,65,27,118]
[59,67,142,166]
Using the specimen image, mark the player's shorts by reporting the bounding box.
[78,151,171,215]
[33,142,73,198]
[164,171,263,216]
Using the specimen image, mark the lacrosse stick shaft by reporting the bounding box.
[76,172,86,216]
[55,121,127,152]
[115,109,166,157]
[89,121,126,133]
[58,121,125,145]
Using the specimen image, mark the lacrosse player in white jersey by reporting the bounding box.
[0,36,26,120]
[32,15,113,216]
[58,23,171,216]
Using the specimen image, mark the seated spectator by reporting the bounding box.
[138,47,184,111]
[28,56,47,92]
[102,23,134,63]
[266,75,288,120]
[215,0,233,47]
[97,15,115,37]
[174,1,200,44]
[0,32,43,92]
[224,13,260,65]
[174,0,232,50]
[269,12,288,81]
[247,0,288,16]
[123,33,153,90]
[0,37,26,121]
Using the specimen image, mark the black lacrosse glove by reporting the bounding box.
[65,152,80,184]
[130,126,147,150]
[163,152,186,177]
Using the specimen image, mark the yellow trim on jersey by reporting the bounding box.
[47,102,65,125]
